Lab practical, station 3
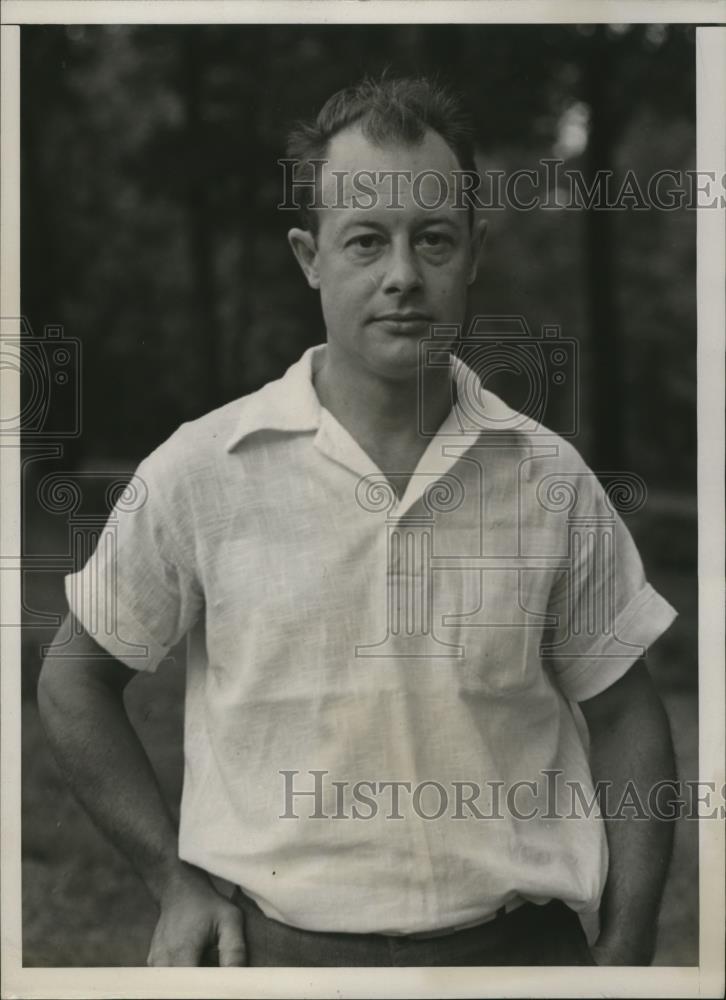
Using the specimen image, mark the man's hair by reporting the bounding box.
[285,74,480,233]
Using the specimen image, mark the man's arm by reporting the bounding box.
[37,612,246,966]
[579,658,676,965]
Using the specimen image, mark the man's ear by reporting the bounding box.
[467,216,488,286]
[288,228,321,290]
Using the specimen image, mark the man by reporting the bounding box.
[38,76,677,967]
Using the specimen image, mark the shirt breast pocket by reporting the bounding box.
[435,566,554,696]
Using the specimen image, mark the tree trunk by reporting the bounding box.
[583,27,626,472]
[181,31,221,412]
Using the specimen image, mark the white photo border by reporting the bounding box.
[1,4,724,998]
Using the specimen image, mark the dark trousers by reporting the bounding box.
[231,887,597,966]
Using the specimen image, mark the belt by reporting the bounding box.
[235,886,528,941]
[404,897,528,940]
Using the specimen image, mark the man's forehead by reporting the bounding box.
[316,124,468,223]
[323,123,461,175]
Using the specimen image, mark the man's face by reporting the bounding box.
[288,125,486,380]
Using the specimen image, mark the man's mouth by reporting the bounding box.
[373,312,431,329]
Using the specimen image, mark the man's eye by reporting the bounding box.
[417,232,452,251]
[347,234,383,251]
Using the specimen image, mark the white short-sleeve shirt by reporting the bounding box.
[65,344,677,935]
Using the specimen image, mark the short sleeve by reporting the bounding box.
[542,469,677,703]
[64,437,203,672]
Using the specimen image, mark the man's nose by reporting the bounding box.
[381,242,423,296]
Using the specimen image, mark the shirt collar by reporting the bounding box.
[225,342,532,453]
[225,345,324,452]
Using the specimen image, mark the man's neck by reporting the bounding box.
[312,342,455,466]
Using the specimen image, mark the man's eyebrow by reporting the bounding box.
[416,215,462,229]
[336,213,464,236]
[337,216,389,235]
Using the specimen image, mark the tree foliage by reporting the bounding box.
[21,24,696,495]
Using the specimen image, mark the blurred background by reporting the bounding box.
[19,23,697,966]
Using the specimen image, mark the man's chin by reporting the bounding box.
[363,334,429,379]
